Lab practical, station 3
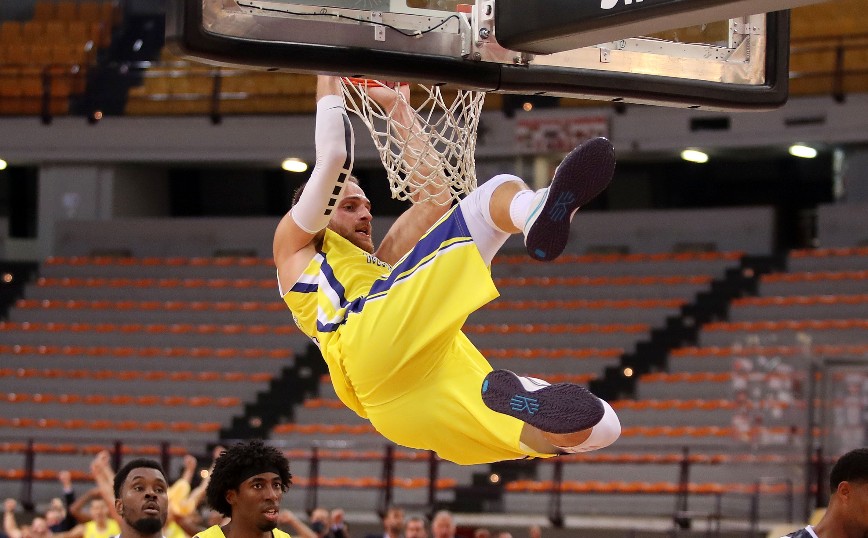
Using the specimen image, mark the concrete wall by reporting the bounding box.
[3,95,868,166]
[2,94,867,260]
[816,202,868,248]
[54,206,774,257]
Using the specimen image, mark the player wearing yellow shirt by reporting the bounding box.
[198,441,293,538]
[275,76,621,465]
[112,459,168,538]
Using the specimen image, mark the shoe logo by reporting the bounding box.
[510,395,539,415]
[549,192,576,222]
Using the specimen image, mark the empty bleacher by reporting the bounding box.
[0,1,117,116]
[0,253,302,504]
[1,233,865,524]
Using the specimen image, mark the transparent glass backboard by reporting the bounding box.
[165,0,807,110]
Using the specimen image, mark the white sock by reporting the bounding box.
[556,400,621,453]
[508,189,536,232]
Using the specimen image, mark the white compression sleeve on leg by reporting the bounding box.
[290,94,355,234]
[458,174,523,265]
[557,399,621,453]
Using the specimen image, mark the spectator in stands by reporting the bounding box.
[472,529,489,538]
[168,455,200,521]
[306,508,330,538]
[405,516,427,538]
[168,446,225,537]
[430,511,455,538]
[4,498,53,538]
[198,440,293,538]
[112,459,169,538]
[295,506,348,538]
[172,447,225,520]
[45,471,78,533]
[782,447,868,538]
[47,471,77,533]
[66,492,121,538]
[44,508,65,535]
[276,510,317,538]
[327,508,350,538]
[493,533,512,538]
[527,525,541,538]
[82,451,121,520]
[364,505,403,538]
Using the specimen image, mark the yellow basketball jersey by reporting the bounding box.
[282,228,390,417]
[83,519,120,538]
[280,207,553,464]
[195,525,292,538]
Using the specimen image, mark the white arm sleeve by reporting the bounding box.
[290,94,355,234]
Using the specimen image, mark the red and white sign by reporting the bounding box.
[515,115,609,153]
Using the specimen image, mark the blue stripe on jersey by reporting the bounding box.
[320,257,349,307]
[367,206,471,299]
[309,206,472,333]
[314,249,370,333]
[290,282,317,293]
[317,295,365,333]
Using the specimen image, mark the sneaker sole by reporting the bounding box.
[481,370,604,434]
[525,137,616,262]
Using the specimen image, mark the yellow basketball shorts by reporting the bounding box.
[335,206,550,464]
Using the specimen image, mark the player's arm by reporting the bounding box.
[375,189,450,266]
[89,452,120,522]
[3,499,23,538]
[274,75,355,291]
[369,83,452,265]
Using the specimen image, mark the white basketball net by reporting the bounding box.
[340,79,485,205]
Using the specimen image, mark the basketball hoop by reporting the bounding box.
[340,78,485,205]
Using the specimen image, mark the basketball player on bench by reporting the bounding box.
[273,75,620,465]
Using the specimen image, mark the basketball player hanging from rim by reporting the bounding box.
[274,75,620,465]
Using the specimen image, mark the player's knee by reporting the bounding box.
[465,174,523,212]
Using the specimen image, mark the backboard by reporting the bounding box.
[165,0,815,110]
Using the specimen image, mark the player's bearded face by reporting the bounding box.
[328,183,375,253]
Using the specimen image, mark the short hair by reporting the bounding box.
[113,459,166,498]
[291,176,359,207]
[406,516,426,526]
[384,505,404,518]
[205,440,292,517]
[829,447,868,493]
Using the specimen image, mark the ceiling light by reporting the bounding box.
[281,158,308,173]
[0,159,7,170]
[789,144,817,159]
[680,149,708,163]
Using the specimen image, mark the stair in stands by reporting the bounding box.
[590,253,787,400]
[222,343,328,439]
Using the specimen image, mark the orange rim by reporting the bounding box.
[342,77,406,89]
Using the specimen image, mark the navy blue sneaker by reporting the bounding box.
[524,137,616,262]
[481,370,604,434]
